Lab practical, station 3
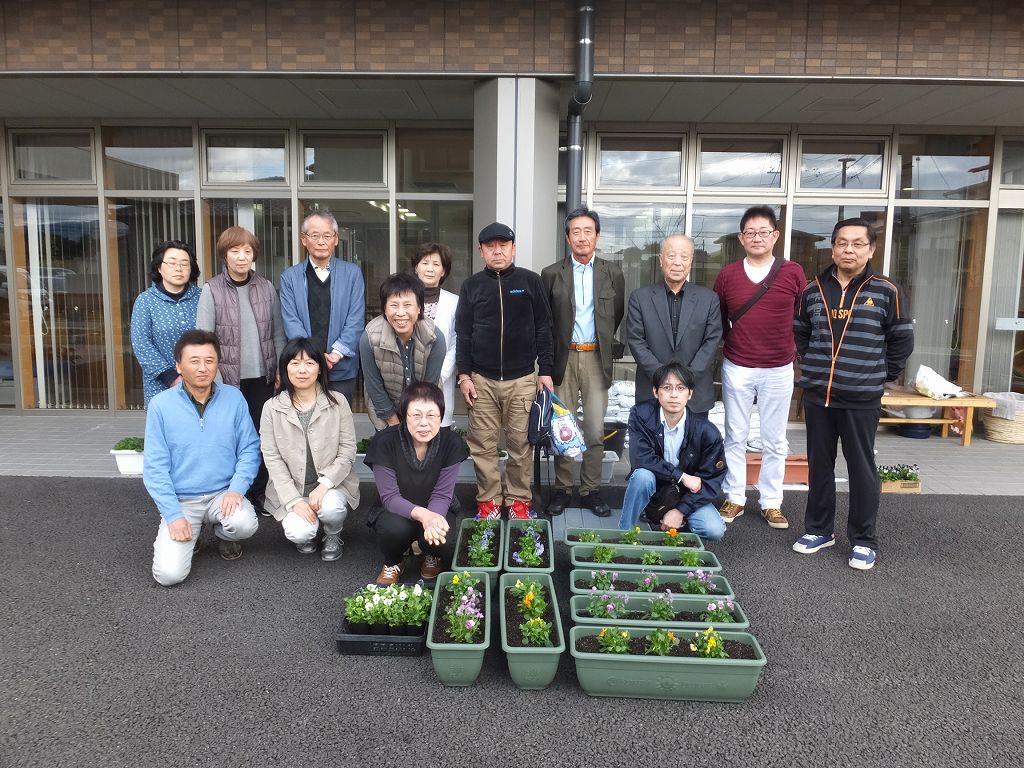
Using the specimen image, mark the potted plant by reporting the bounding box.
[569,568,734,599]
[564,526,704,550]
[110,436,144,475]
[499,573,565,690]
[571,590,749,631]
[354,437,374,480]
[569,625,767,701]
[336,583,433,655]
[451,519,505,588]
[878,463,922,493]
[426,570,491,686]
[502,519,555,575]
[570,542,722,573]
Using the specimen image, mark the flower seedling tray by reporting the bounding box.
[570,593,750,631]
[569,568,735,599]
[335,619,426,656]
[569,544,722,573]
[563,526,704,550]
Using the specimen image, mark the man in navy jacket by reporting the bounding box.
[619,363,727,540]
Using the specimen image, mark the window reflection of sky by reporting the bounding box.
[105,147,193,189]
[207,147,286,183]
[800,153,882,190]
[700,152,782,188]
[599,150,681,186]
[899,155,990,198]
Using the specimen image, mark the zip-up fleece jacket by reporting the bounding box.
[627,399,726,518]
[455,263,554,381]
[143,383,261,523]
[794,264,914,409]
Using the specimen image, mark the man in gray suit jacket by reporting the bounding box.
[541,208,625,517]
[627,235,722,417]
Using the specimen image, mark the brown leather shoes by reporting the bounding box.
[376,563,403,585]
[719,500,745,523]
[420,555,443,580]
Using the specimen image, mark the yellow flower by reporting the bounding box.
[704,627,714,635]
[599,628,606,638]
[667,632,677,641]
[523,592,534,608]
[667,528,678,537]
[620,631,629,639]
[514,579,523,589]
[689,644,697,652]
[634,526,641,534]
[452,575,459,585]
[708,637,717,649]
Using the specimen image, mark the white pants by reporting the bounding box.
[721,359,794,509]
[280,488,349,543]
[152,491,259,587]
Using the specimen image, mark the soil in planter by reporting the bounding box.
[567,533,698,547]
[508,528,551,569]
[430,585,487,645]
[573,576,721,595]
[583,554,707,567]
[575,635,755,660]
[454,522,500,568]
[503,590,560,647]
[580,609,737,623]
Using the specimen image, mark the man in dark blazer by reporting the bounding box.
[627,234,722,418]
[541,208,625,517]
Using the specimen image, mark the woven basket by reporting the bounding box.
[982,411,1024,444]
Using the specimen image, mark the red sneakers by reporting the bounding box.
[475,499,502,520]
[508,499,537,520]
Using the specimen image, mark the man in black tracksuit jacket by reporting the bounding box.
[455,222,554,520]
[793,217,914,571]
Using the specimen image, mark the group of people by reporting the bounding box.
[132,202,913,588]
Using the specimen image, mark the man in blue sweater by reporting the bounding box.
[144,329,261,586]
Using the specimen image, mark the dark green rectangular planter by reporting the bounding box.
[498,573,565,690]
[451,519,505,589]
[563,526,704,550]
[569,568,735,600]
[570,544,722,573]
[425,570,491,687]
[502,519,555,576]
[570,593,749,632]
[569,626,767,702]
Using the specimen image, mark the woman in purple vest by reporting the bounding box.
[197,226,285,513]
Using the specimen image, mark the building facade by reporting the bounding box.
[2,0,1024,411]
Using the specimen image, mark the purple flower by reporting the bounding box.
[512,552,523,565]
[465,619,475,629]
[606,603,615,612]
[536,543,545,556]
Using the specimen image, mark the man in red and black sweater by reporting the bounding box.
[714,206,806,531]
[792,217,914,571]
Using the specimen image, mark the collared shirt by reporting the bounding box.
[186,382,216,419]
[309,257,330,283]
[660,407,686,467]
[571,257,596,344]
[398,337,416,386]
[665,282,684,338]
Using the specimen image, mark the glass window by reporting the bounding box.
[397,129,473,193]
[108,198,195,409]
[891,207,988,387]
[896,135,992,200]
[11,131,94,182]
[790,205,885,279]
[690,204,786,288]
[598,136,683,187]
[0,201,12,406]
[699,137,783,189]
[103,127,194,191]
[397,199,474,294]
[799,139,884,190]
[10,199,107,408]
[1000,140,1024,186]
[302,132,385,185]
[983,210,1024,393]
[203,199,292,285]
[205,132,287,184]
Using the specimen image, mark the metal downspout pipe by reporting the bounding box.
[565,3,594,217]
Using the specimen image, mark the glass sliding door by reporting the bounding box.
[984,210,1024,394]
[202,198,292,284]
[0,201,12,406]
[11,199,107,408]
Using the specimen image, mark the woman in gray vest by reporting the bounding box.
[197,226,285,512]
[358,272,446,431]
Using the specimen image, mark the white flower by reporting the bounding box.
[413,584,423,596]
[398,592,407,601]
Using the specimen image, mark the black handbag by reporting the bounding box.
[642,481,681,525]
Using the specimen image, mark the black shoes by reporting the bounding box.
[580,490,612,518]
[547,488,571,516]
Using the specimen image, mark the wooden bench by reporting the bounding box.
[880,392,997,447]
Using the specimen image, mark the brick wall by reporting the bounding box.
[0,0,1018,79]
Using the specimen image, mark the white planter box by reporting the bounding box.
[111,450,144,476]
[355,454,477,482]
[536,450,619,485]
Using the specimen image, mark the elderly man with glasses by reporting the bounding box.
[279,210,365,403]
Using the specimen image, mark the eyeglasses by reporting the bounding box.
[302,232,337,242]
[658,384,689,394]
[406,411,441,423]
[741,229,776,239]
[833,240,872,250]
[161,260,191,270]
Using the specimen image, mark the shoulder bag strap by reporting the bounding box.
[728,257,784,328]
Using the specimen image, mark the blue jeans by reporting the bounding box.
[617,468,726,541]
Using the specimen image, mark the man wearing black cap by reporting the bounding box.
[455,222,554,520]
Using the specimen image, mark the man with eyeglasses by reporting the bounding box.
[279,210,365,403]
[627,235,722,419]
[792,217,914,571]
[617,362,727,539]
[714,206,807,531]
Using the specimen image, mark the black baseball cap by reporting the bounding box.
[478,222,515,244]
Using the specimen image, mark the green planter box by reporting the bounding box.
[563,526,704,550]
[451,519,506,589]
[570,593,749,632]
[569,568,735,599]
[502,519,555,576]
[569,625,767,702]
[498,573,565,690]
[570,544,722,573]
[425,570,491,687]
